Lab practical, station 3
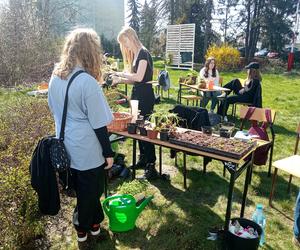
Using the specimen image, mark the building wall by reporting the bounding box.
[78,0,124,40]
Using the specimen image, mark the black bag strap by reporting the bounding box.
[59,70,85,140]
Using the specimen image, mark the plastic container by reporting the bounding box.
[201,126,213,135]
[160,128,169,141]
[127,123,137,134]
[227,218,262,250]
[208,79,214,90]
[252,204,266,246]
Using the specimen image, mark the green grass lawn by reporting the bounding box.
[1,65,300,249]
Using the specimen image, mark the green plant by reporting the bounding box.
[149,111,180,132]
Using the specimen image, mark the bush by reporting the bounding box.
[206,44,240,71]
[0,95,54,248]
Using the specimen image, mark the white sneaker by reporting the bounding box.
[218,93,226,98]
[223,116,228,122]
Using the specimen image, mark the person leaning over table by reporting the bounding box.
[111,26,158,180]
[217,62,262,122]
[48,28,114,243]
[198,57,221,113]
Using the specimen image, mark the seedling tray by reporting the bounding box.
[169,130,254,159]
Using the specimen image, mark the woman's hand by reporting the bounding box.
[111,75,122,86]
[104,157,114,170]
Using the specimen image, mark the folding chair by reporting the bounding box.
[269,123,300,207]
[239,106,276,177]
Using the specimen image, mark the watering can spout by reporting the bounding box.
[136,195,153,216]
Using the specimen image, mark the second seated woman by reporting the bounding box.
[112,27,158,180]
[199,57,221,113]
[217,62,262,122]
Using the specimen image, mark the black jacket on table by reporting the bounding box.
[30,136,60,215]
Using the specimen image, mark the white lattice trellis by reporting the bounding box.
[166,23,195,70]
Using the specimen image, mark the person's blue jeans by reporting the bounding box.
[202,91,221,111]
[294,190,300,238]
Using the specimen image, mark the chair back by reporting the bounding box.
[240,106,276,142]
[294,122,300,155]
[240,106,276,123]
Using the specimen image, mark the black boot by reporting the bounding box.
[144,163,158,180]
[135,154,147,169]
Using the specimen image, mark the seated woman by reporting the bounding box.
[217,62,262,121]
[199,57,221,113]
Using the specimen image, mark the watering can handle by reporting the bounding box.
[102,194,135,213]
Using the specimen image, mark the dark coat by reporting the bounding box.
[30,136,60,215]
[170,105,211,130]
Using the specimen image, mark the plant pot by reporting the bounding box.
[136,118,145,127]
[138,126,147,136]
[160,129,169,141]
[127,123,137,134]
[147,129,159,139]
[220,128,231,138]
[201,126,213,135]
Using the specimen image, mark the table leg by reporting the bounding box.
[240,160,251,217]
[159,146,162,175]
[132,139,136,180]
[269,168,278,207]
[225,165,236,231]
[183,152,187,189]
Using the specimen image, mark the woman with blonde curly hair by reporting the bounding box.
[48,28,114,242]
[112,26,158,180]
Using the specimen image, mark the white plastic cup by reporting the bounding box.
[130,100,139,122]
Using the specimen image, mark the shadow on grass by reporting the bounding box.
[168,154,254,209]
[100,210,224,250]
[253,170,298,201]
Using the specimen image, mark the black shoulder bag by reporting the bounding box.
[49,70,85,172]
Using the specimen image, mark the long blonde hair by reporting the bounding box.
[117,27,143,72]
[54,28,103,81]
[247,68,262,82]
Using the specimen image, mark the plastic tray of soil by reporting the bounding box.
[169,130,255,159]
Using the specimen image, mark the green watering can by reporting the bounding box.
[103,194,153,232]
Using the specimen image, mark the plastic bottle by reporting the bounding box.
[251,204,266,246]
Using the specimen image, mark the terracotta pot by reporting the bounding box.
[147,129,159,139]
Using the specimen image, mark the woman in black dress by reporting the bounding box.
[112,27,157,179]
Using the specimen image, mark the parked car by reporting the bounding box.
[254,48,269,57]
[267,51,280,59]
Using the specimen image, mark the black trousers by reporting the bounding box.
[138,114,156,164]
[132,85,156,164]
[218,79,253,116]
[70,165,105,232]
